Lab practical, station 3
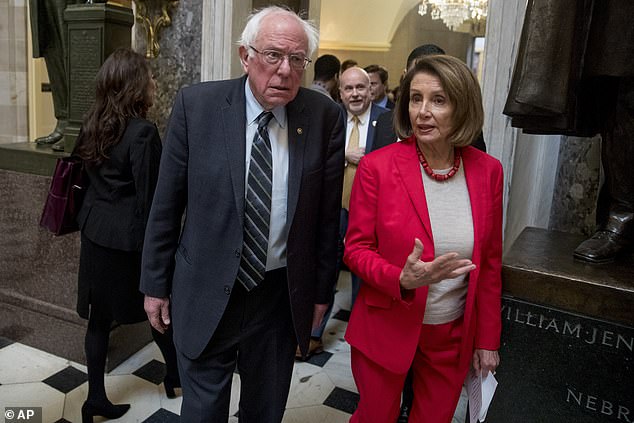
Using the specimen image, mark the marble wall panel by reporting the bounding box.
[0,169,151,368]
[549,136,601,237]
[135,0,203,136]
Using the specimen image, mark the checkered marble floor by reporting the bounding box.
[0,272,467,422]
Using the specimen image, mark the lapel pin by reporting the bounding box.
[372,120,377,127]
[297,128,303,135]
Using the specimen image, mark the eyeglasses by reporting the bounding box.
[249,46,312,70]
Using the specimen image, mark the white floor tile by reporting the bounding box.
[453,386,468,423]
[287,364,335,408]
[110,341,163,375]
[334,271,352,311]
[322,318,350,355]
[322,351,357,394]
[103,374,162,422]
[62,382,89,423]
[0,382,65,422]
[0,343,69,384]
[229,372,241,417]
[283,404,351,423]
[158,384,183,415]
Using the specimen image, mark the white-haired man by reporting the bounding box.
[140,6,345,421]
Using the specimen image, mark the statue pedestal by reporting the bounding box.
[487,228,633,422]
[63,4,134,152]
[0,165,151,370]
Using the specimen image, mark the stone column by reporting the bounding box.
[201,0,233,81]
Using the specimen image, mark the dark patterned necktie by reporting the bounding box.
[237,111,274,291]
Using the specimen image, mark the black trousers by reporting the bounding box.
[176,268,296,422]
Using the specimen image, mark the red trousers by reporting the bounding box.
[350,317,467,423]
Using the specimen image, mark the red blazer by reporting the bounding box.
[344,137,503,375]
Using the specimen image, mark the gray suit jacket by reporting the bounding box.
[140,76,345,359]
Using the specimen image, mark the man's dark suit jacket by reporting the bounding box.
[77,118,162,252]
[140,76,346,360]
[370,110,487,153]
[382,98,396,110]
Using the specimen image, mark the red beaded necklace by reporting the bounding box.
[415,143,461,182]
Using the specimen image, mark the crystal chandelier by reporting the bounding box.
[418,0,488,31]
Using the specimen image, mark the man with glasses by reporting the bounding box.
[140,6,345,422]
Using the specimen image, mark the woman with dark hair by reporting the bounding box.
[74,48,179,423]
[344,55,502,422]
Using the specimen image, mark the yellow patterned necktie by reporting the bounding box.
[342,115,360,210]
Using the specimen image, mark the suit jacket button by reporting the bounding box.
[224,285,231,295]
[234,249,241,258]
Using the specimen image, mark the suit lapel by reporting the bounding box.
[286,94,308,226]
[221,77,248,217]
[366,104,383,152]
[462,148,485,267]
[394,139,433,242]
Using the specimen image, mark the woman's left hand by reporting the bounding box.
[472,349,500,375]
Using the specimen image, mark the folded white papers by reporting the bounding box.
[467,369,498,422]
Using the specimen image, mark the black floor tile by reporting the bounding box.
[133,359,166,385]
[323,387,359,415]
[332,309,351,322]
[0,336,14,349]
[304,350,333,367]
[42,366,87,394]
[142,408,180,422]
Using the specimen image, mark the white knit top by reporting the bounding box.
[420,162,473,325]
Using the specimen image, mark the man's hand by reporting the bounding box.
[345,147,365,165]
[144,295,171,333]
[399,238,476,290]
[311,303,329,331]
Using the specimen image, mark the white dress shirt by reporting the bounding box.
[345,106,372,151]
[244,80,289,271]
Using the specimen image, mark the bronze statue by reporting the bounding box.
[29,0,83,151]
[504,0,634,263]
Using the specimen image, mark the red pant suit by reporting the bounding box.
[343,137,503,422]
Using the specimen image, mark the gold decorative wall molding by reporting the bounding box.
[134,0,179,58]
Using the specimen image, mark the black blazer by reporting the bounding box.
[77,118,162,252]
[370,110,487,153]
[140,76,346,359]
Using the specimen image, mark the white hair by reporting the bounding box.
[237,6,319,58]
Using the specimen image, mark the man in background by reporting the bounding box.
[309,54,340,101]
[341,58,358,73]
[339,66,387,307]
[365,64,394,110]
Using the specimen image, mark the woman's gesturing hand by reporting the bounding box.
[399,238,476,290]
